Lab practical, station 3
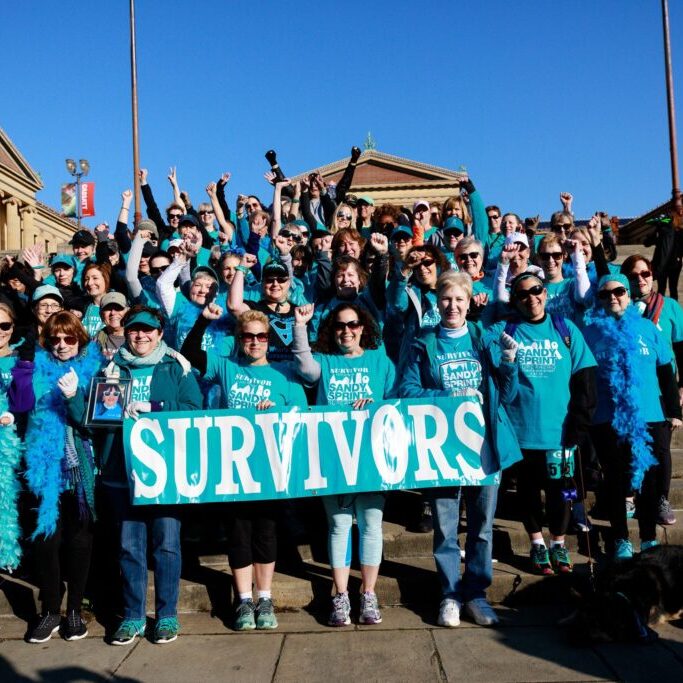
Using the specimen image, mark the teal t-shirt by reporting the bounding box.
[204,356,306,409]
[82,303,103,338]
[129,366,155,402]
[0,355,15,388]
[421,290,441,328]
[584,314,671,424]
[545,279,584,324]
[652,296,683,355]
[313,348,396,405]
[489,316,596,449]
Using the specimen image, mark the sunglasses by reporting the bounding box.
[337,213,353,220]
[279,230,302,242]
[457,252,481,262]
[488,214,500,220]
[515,284,545,300]
[597,286,628,301]
[264,276,289,285]
[150,264,170,276]
[0,322,13,331]
[198,210,214,216]
[103,388,121,396]
[168,213,182,220]
[49,335,78,346]
[539,252,564,261]
[103,304,126,312]
[629,270,652,280]
[334,320,363,331]
[416,258,435,269]
[379,222,395,230]
[240,332,268,343]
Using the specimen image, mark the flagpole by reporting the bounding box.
[662,0,682,226]
[130,0,142,227]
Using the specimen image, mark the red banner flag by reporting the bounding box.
[80,182,96,217]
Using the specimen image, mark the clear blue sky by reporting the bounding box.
[4,1,683,228]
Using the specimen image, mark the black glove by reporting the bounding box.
[351,146,361,162]
[265,149,278,166]
[17,329,36,363]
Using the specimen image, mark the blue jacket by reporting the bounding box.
[399,323,522,472]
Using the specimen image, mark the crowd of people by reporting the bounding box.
[0,146,681,644]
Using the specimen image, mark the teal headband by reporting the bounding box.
[598,273,630,291]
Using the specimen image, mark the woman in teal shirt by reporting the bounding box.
[182,307,306,632]
[292,302,396,628]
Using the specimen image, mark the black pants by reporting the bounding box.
[225,502,278,569]
[33,491,94,614]
[657,257,682,301]
[591,422,669,542]
[516,449,571,537]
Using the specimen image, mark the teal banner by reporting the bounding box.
[123,397,501,506]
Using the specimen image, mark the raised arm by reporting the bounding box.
[206,181,233,242]
[291,305,321,384]
[335,146,361,203]
[168,166,186,212]
[125,233,147,300]
[227,253,257,316]
[155,254,185,317]
[271,179,291,238]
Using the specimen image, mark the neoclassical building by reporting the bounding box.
[293,149,466,207]
[0,127,77,254]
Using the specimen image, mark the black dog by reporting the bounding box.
[567,545,683,644]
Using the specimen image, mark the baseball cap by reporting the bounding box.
[32,284,64,304]
[136,219,159,238]
[413,200,430,213]
[357,195,375,207]
[178,215,199,228]
[50,253,78,270]
[505,233,529,249]
[124,309,162,330]
[391,225,413,241]
[100,292,129,310]
[443,217,465,235]
[69,229,96,246]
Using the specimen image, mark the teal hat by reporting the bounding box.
[312,222,330,237]
[598,273,630,291]
[391,225,413,240]
[443,217,465,234]
[357,195,375,206]
[191,265,218,282]
[124,310,162,330]
[50,253,78,270]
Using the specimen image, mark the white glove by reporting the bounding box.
[500,332,519,364]
[57,367,79,398]
[124,401,152,420]
[0,412,15,427]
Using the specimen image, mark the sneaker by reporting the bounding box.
[625,499,636,519]
[549,545,573,574]
[464,598,498,626]
[359,591,382,625]
[437,598,461,627]
[614,538,634,560]
[234,600,256,631]
[255,598,278,630]
[27,613,62,643]
[328,592,351,627]
[657,496,676,525]
[111,618,146,646]
[63,610,88,641]
[416,501,433,533]
[529,544,554,576]
[154,616,179,644]
[641,539,659,552]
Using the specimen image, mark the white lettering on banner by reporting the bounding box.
[301,412,328,489]
[214,415,261,494]
[453,401,489,483]
[168,417,209,499]
[130,418,167,499]
[255,412,299,492]
[408,404,450,481]
[324,410,369,485]
[370,404,410,485]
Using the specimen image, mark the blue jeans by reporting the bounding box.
[322,493,385,568]
[105,486,181,620]
[429,485,498,602]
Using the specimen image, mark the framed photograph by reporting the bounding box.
[85,377,132,428]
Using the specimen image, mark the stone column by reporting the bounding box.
[19,205,37,247]
[2,196,21,251]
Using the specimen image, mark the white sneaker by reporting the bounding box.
[437,598,461,627]
[464,599,499,626]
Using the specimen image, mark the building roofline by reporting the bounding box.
[0,127,43,190]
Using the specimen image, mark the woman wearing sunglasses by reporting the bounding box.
[621,254,683,525]
[583,275,682,559]
[330,203,356,234]
[491,273,597,575]
[19,311,103,643]
[81,305,202,646]
[400,271,521,628]
[182,307,306,632]
[292,302,396,627]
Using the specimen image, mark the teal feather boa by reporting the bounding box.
[24,343,104,538]
[584,304,656,490]
[0,391,23,571]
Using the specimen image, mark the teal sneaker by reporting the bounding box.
[641,539,659,552]
[255,598,278,630]
[529,545,554,576]
[111,618,146,646]
[614,538,634,560]
[154,616,179,644]
[234,600,256,631]
[549,545,573,574]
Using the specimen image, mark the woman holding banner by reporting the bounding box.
[400,271,522,628]
[291,302,396,627]
[181,306,306,632]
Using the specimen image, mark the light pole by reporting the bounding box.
[65,158,90,228]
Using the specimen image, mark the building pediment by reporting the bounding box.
[0,127,43,193]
